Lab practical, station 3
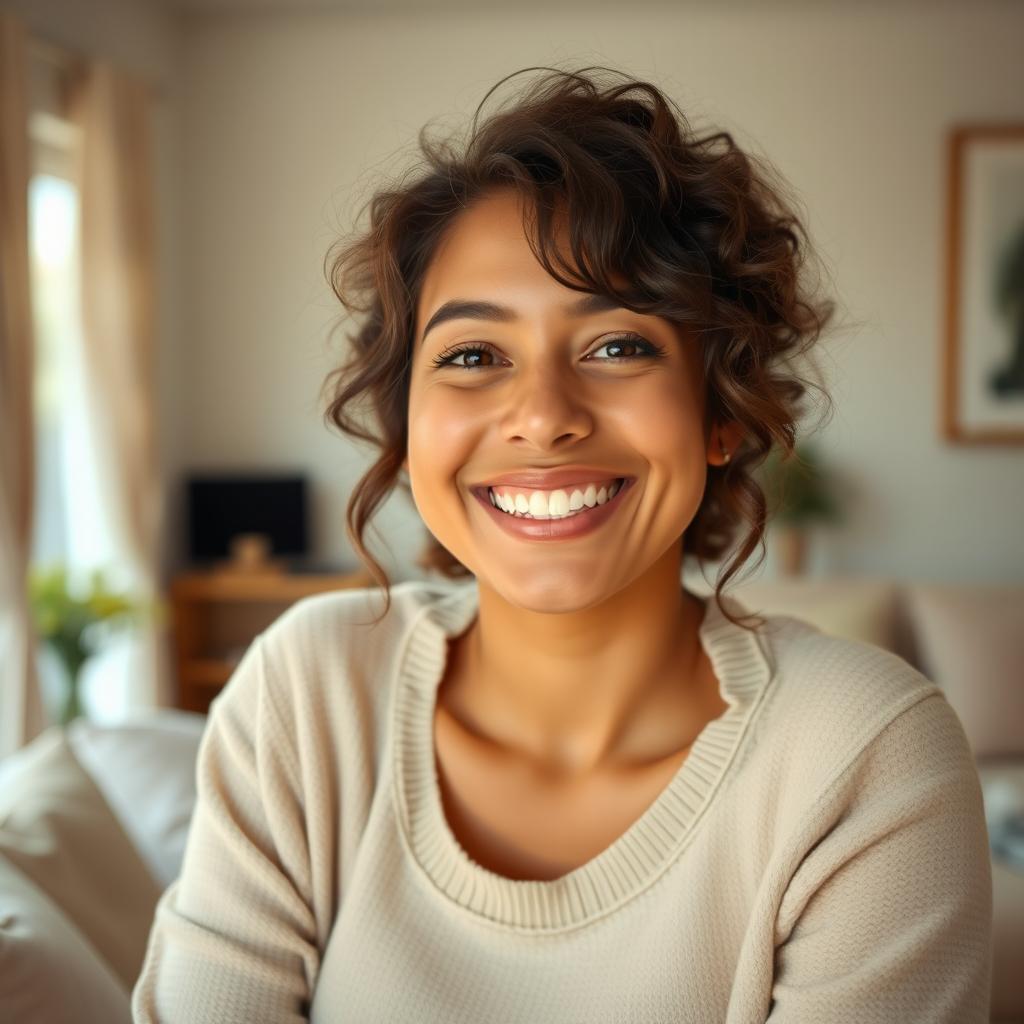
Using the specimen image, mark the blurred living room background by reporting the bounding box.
[1,1,1023,1019]
[2,0,1023,744]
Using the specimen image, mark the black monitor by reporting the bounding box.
[186,472,308,565]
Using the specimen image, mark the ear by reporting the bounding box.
[706,421,745,466]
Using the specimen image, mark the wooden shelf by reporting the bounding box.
[181,657,239,688]
[170,566,375,713]
[171,570,373,603]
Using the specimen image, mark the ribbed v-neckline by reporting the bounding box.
[391,579,774,932]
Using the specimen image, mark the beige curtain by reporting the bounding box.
[0,11,46,759]
[66,60,169,711]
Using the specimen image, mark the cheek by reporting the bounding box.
[610,378,708,528]
[609,376,706,466]
[406,388,486,505]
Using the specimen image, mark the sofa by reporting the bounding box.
[0,707,206,1022]
[0,576,1021,1023]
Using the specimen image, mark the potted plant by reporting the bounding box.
[27,564,164,725]
[758,442,843,576]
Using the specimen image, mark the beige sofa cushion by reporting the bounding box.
[709,577,904,652]
[0,855,130,1023]
[904,584,1024,758]
[0,725,162,989]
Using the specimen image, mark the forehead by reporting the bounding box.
[415,189,593,328]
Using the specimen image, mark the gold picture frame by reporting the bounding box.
[943,123,1024,444]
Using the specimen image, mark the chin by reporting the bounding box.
[477,565,624,614]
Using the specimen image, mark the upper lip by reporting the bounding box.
[473,467,633,490]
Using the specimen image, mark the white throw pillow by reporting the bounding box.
[0,856,131,1023]
[67,709,208,889]
[0,727,162,986]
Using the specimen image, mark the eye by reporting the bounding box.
[430,343,501,370]
[586,332,667,362]
[429,332,667,370]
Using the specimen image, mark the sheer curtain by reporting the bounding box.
[65,58,170,716]
[0,10,46,759]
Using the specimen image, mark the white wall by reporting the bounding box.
[177,1,1024,585]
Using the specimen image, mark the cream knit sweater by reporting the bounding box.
[132,579,993,1023]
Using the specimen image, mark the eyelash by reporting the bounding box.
[429,332,668,370]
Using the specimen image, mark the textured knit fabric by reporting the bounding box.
[131,578,994,1023]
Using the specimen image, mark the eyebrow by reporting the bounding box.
[419,292,628,345]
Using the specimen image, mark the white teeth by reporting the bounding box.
[488,478,624,520]
[548,489,569,516]
[528,491,548,518]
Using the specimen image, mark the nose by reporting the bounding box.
[498,359,595,451]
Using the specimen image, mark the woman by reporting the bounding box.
[133,66,993,1023]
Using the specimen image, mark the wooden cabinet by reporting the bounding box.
[169,567,374,714]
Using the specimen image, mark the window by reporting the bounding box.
[28,109,133,721]
[29,149,77,570]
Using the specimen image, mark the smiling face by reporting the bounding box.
[407,187,719,612]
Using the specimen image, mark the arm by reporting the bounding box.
[767,692,993,1023]
[132,635,319,1023]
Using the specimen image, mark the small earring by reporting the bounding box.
[719,437,731,464]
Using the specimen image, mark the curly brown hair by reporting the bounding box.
[321,64,836,629]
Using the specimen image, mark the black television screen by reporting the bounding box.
[186,473,308,564]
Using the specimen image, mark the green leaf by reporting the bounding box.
[757,441,844,527]
[26,562,157,651]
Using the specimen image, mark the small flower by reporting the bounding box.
[27,563,165,725]
[27,562,163,652]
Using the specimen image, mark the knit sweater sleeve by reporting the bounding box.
[765,690,993,1023]
[131,632,319,1023]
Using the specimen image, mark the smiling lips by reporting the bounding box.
[472,476,634,541]
[488,478,625,519]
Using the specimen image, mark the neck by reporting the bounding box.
[439,547,710,779]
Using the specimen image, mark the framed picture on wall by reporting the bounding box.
[943,123,1024,444]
